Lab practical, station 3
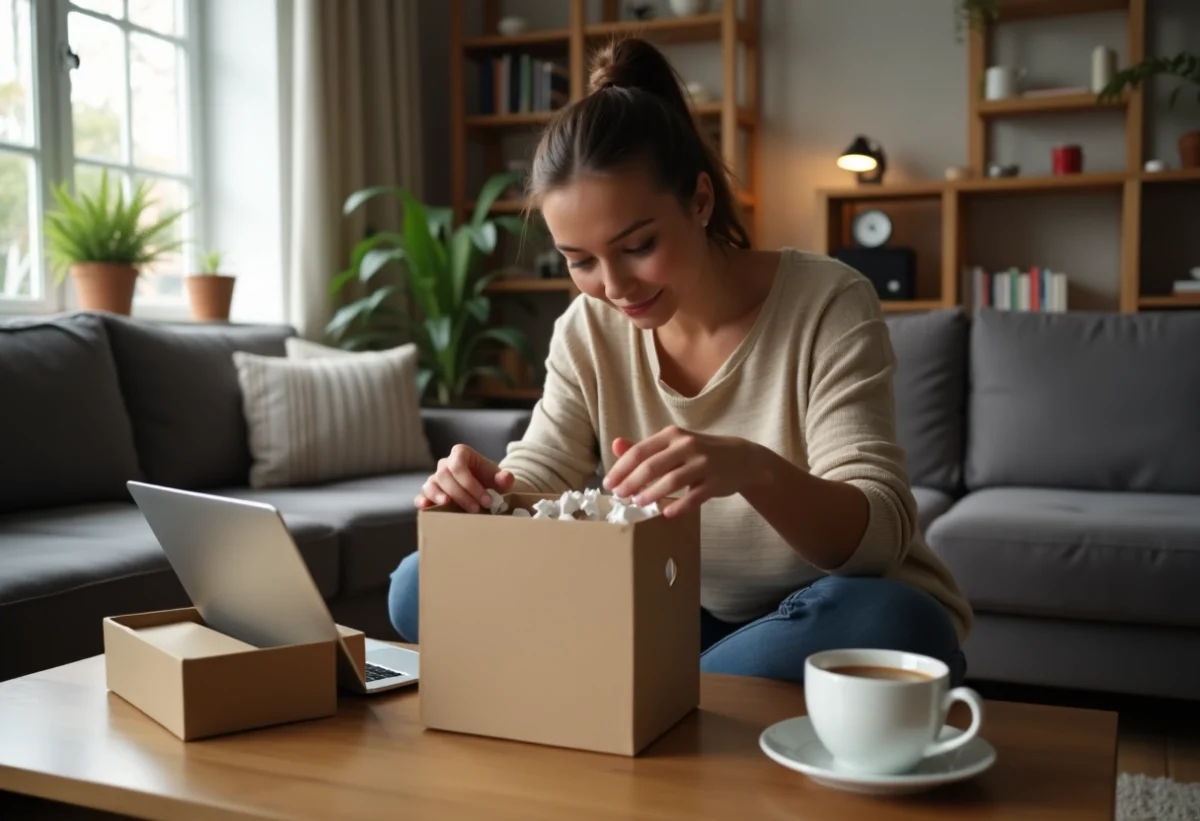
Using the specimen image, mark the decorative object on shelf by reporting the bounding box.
[626,2,655,21]
[1144,159,1166,173]
[1098,51,1199,169]
[945,166,969,181]
[43,168,185,316]
[1051,144,1084,175]
[497,16,528,36]
[535,250,564,279]
[985,65,1026,101]
[328,170,534,406]
[504,159,531,199]
[954,0,999,42]
[669,0,711,17]
[685,81,712,103]
[186,249,236,322]
[1091,46,1118,93]
[987,162,1020,178]
[836,135,887,184]
[833,208,914,301]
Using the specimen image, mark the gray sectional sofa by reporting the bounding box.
[1,307,1197,700]
[0,311,528,682]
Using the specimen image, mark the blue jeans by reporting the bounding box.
[387,551,966,686]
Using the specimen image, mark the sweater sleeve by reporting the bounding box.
[499,304,600,494]
[804,277,919,575]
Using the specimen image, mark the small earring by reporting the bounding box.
[701,219,709,228]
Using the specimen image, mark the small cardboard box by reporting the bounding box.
[417,492,701,756]
[103,607,337,741]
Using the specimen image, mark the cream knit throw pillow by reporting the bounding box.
[233,339,433,488]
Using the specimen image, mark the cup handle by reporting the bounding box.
[924,687,984,759]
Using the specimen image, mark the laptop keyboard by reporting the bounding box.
[365,662,408,682]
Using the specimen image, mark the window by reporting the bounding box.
[0,0,201,314]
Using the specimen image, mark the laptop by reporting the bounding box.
[126,480,419,694]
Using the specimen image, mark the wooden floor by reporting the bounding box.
[971,680,1200,783]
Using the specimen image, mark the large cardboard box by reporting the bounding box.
[103,607,338,741]
[417,492,701,756]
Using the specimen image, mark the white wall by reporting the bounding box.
[200,0,290,324]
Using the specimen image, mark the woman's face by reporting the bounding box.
[540,165,713,329]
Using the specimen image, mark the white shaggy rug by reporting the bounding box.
[1117,774,1200,821]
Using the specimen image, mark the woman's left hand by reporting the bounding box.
[602,426,766,518]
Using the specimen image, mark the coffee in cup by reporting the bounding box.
[804,649,984,775]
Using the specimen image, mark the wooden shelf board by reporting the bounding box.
[485,278,574,294]
[463,29,570,55]
[976,92,1124,117]
[1141,167,1200,184]
[474,386,544,401]
[880,299,946,313]
[956,171,1128,194]
[998,0,1128,21]
[585,14,751,46]
[819,181,948,201]
[692,102,758,129]
[465,112,554,129]
[1138,294,1200,309]
[467,198,528,214]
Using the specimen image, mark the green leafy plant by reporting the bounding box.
[196,249,224,274]
[955,0,999,42]
[43,169,185,282]
[327,171,536,406]
[1098,52,1200,110]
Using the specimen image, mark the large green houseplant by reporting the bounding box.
[1099,51,1200,168]
[44,169,184,315]
[327,171,535,406]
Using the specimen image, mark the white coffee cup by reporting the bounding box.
[805,648,984,775]
[985,65,1026,100]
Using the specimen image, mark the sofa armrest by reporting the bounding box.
[420,408,532,464]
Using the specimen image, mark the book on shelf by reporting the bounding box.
[1172,279,1200,294]
[478,54,569,116]
[968,265,1068,313]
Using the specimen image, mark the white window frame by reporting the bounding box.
[0,0,205,318]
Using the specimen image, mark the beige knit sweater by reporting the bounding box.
[499,249,972,641]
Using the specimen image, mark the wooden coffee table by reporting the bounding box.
[0,654,1117,820]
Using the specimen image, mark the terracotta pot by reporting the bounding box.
[185,275,236,321]
[1179,130,1200,169]
[70,262,138,315]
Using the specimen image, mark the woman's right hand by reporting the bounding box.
[416,444,516,513]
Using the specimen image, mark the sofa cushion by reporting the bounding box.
[0,502,340,606]
[912,486,955,534]
[966,309,1200,493]
[101,316,294,490]
[884,309,968,494]
[0,313,142,514]
[225,473,427,597]
[926,487,1200,628]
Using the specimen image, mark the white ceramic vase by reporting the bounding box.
[669,0,711,17]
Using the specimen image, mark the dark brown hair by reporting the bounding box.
[529,38,750,250]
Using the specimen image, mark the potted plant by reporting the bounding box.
[186,249,236,322]
[1099,52,1200,169]
[954,0,999,41]
[44,169,184,315]
[326,171,535,406]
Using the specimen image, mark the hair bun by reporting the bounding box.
[587,38,689,109]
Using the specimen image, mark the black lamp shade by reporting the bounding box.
[837,135,887,184]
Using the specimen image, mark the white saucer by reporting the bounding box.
[759,716,997,796]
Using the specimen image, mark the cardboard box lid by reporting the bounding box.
[133,621,258,659]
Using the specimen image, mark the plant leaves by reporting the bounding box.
[462,326,534,369]
[424,315,452,353]
[344,185,405,216]
[400,190,446,318]
[426,206,454,242]
[465,295,490,324]
[492,215,527,238]
[326,300,372,340]
[416,368,434,401]
[360,247,406,282]
[471,170,523,228]
[470,222,498,255]
[329,267,358,296]
[340,329,410,351]
[455,365,514,397]
[448,225,476,310]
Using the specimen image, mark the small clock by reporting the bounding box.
[852,209,892,248]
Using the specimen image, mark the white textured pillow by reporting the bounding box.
[233,340,433,488]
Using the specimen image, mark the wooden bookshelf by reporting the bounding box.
[881,300,948,313]
[817,0,1197,315]
[451,0,761,402]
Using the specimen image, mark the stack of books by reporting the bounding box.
[968,265,1069,312]
[479,55,569,116]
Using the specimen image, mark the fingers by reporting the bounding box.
[423,471,476,512]
[612,444,689,500]
[661,484,709,519]
[494,469,516,491]
[603,428,679,492]
[611,437,634,458]
[633,455,705,505]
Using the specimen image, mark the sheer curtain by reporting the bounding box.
[287,0,423,340]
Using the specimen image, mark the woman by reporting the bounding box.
[389,38,972,685]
